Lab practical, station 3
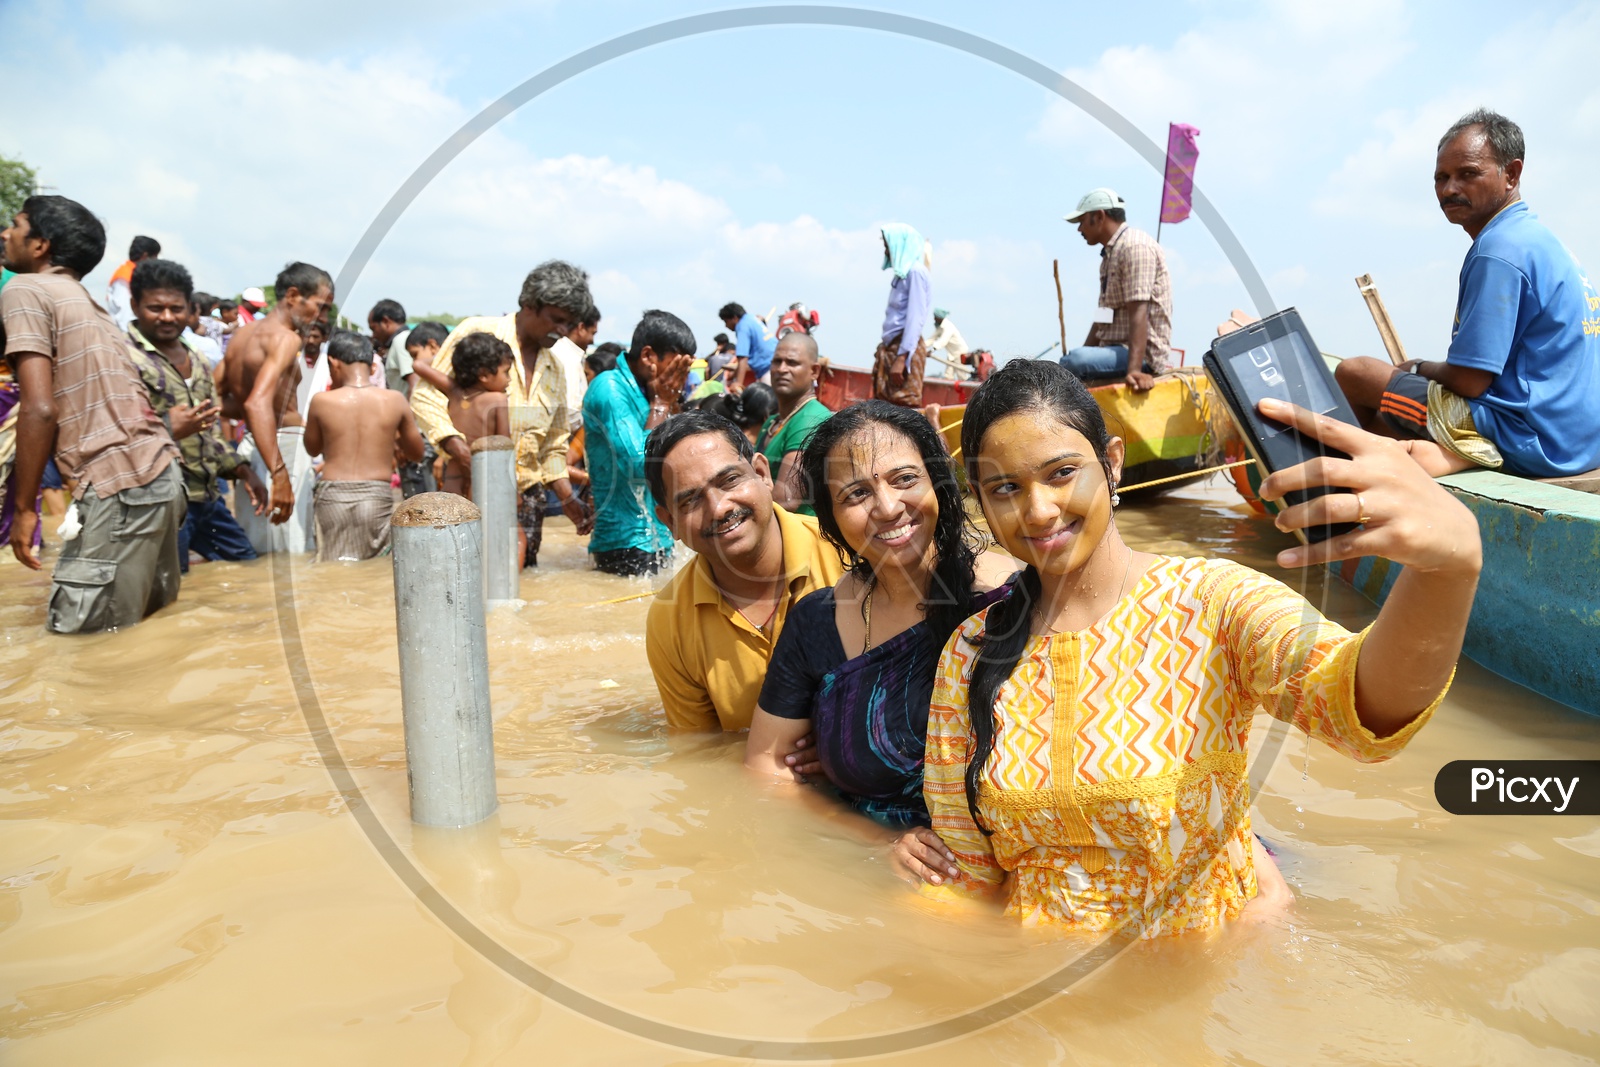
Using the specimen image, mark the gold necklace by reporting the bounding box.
[862,588,873,653]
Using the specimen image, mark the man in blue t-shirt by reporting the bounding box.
[1335,109,1600,479]
[582,310,694,576]
[717,301,776,391]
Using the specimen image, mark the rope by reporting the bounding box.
[1118,458,1256,494]
[582,589,660,608]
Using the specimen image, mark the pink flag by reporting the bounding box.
[1160,123,1201,226]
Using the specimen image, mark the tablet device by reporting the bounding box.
[1203,308,1361,544]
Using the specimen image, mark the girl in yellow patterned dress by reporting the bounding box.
[923,359,1481,936]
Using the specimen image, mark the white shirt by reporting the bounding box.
[549,335,588,432]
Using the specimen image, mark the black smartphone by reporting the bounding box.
[1202,308,1361,544]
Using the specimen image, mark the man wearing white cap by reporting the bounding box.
[1061,188,1172,392]
[237,286,267,324]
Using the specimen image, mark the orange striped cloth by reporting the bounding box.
[922,555,1448,937]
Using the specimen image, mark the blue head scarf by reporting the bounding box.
[880,224,925,279]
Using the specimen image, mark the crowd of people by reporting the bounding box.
[0,106,1592,935]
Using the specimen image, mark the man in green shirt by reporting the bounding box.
[756,332,831,516]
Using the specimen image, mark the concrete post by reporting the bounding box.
[390,492,497,828]
[470,435,519,606]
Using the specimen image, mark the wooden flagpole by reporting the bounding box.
[1053,259,1066,356]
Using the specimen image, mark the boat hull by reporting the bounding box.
[1332,470,1600,717]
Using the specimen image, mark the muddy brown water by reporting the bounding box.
[2,480,1597,1065]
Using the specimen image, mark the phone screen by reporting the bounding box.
[1226,330,1339,438]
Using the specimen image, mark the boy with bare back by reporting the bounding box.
[409,331,512,498]
[218,261,334,553]
[303,331,424,562]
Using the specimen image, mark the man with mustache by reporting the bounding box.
[643,410,843,731]
[409,260,596,567]
[1334,109,1600,479]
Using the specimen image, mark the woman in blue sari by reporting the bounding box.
[745,400,1011,883]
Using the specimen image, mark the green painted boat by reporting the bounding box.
[1330,470,1600,716]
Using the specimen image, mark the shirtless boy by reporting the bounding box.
[409,331,512,498]
[303,331,424,562]
[218,261,334,547]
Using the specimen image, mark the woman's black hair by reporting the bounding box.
[732,382,778,430]
[801,400,978,643]
[956,358,1115,832]
[585,342,622,377]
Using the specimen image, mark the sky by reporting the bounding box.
[2,0,1595,368]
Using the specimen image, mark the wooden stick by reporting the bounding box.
[1053,259,1067,355]
[1355,273,1408,367]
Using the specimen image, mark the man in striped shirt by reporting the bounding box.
[1,195,185,633]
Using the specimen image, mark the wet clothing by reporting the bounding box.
[922,556,1446,937]
[1,270,179,500]
[517,484,547,567]
[1443,200,1600,478]
[178,496,257,572]
[646,506,845,731]
[125,324,249,503]
[759,586,1007,828]
[593,546,671,577]
[312,479,395,562]
[582,351,673,557]
[235,428,316,555]
[48,461,186,634]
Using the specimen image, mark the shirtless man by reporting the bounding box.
[218,261,334,545]
[303,331,423,562]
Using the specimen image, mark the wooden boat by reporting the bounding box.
[817,363,1246,496]
[1330,469,1600,717]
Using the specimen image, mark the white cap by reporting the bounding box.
[241,286,267,306]
[1064,188,1126,222]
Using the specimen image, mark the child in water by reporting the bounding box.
[302,331,424,562]
[409,331,513,498]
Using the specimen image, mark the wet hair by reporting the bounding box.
[130,258,193,303]
[580,304,601,329]
[733,382,778,431]
[20,195,106,277]
[369,298,406,325]
[452,332,513,389]
[1438,108,1525,168]
[586,341,622,377]
[630,309,697,362]
[645,409,755,508]
[696,393,737,421]
[802,400,978,641]
[274,261,332,302]
[957,358,1115,832]
[517,259,591,317]
[129,235,161,260]
[326,330,373,365]
[718,302,745,322]
[406,320,449,350]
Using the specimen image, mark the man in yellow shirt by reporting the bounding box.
[644,410,843,731]
[410,260,595,565]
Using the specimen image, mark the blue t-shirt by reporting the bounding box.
[1446,200,1600,478]
[581,353,674,555]
[735,313,776,377]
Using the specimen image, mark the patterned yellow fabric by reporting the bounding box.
[1426,381,1504,469]
[922,555,1447,937]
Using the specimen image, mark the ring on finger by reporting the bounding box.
[1354,491,1371,525]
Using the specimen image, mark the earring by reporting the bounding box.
[1111,484,1121,508]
